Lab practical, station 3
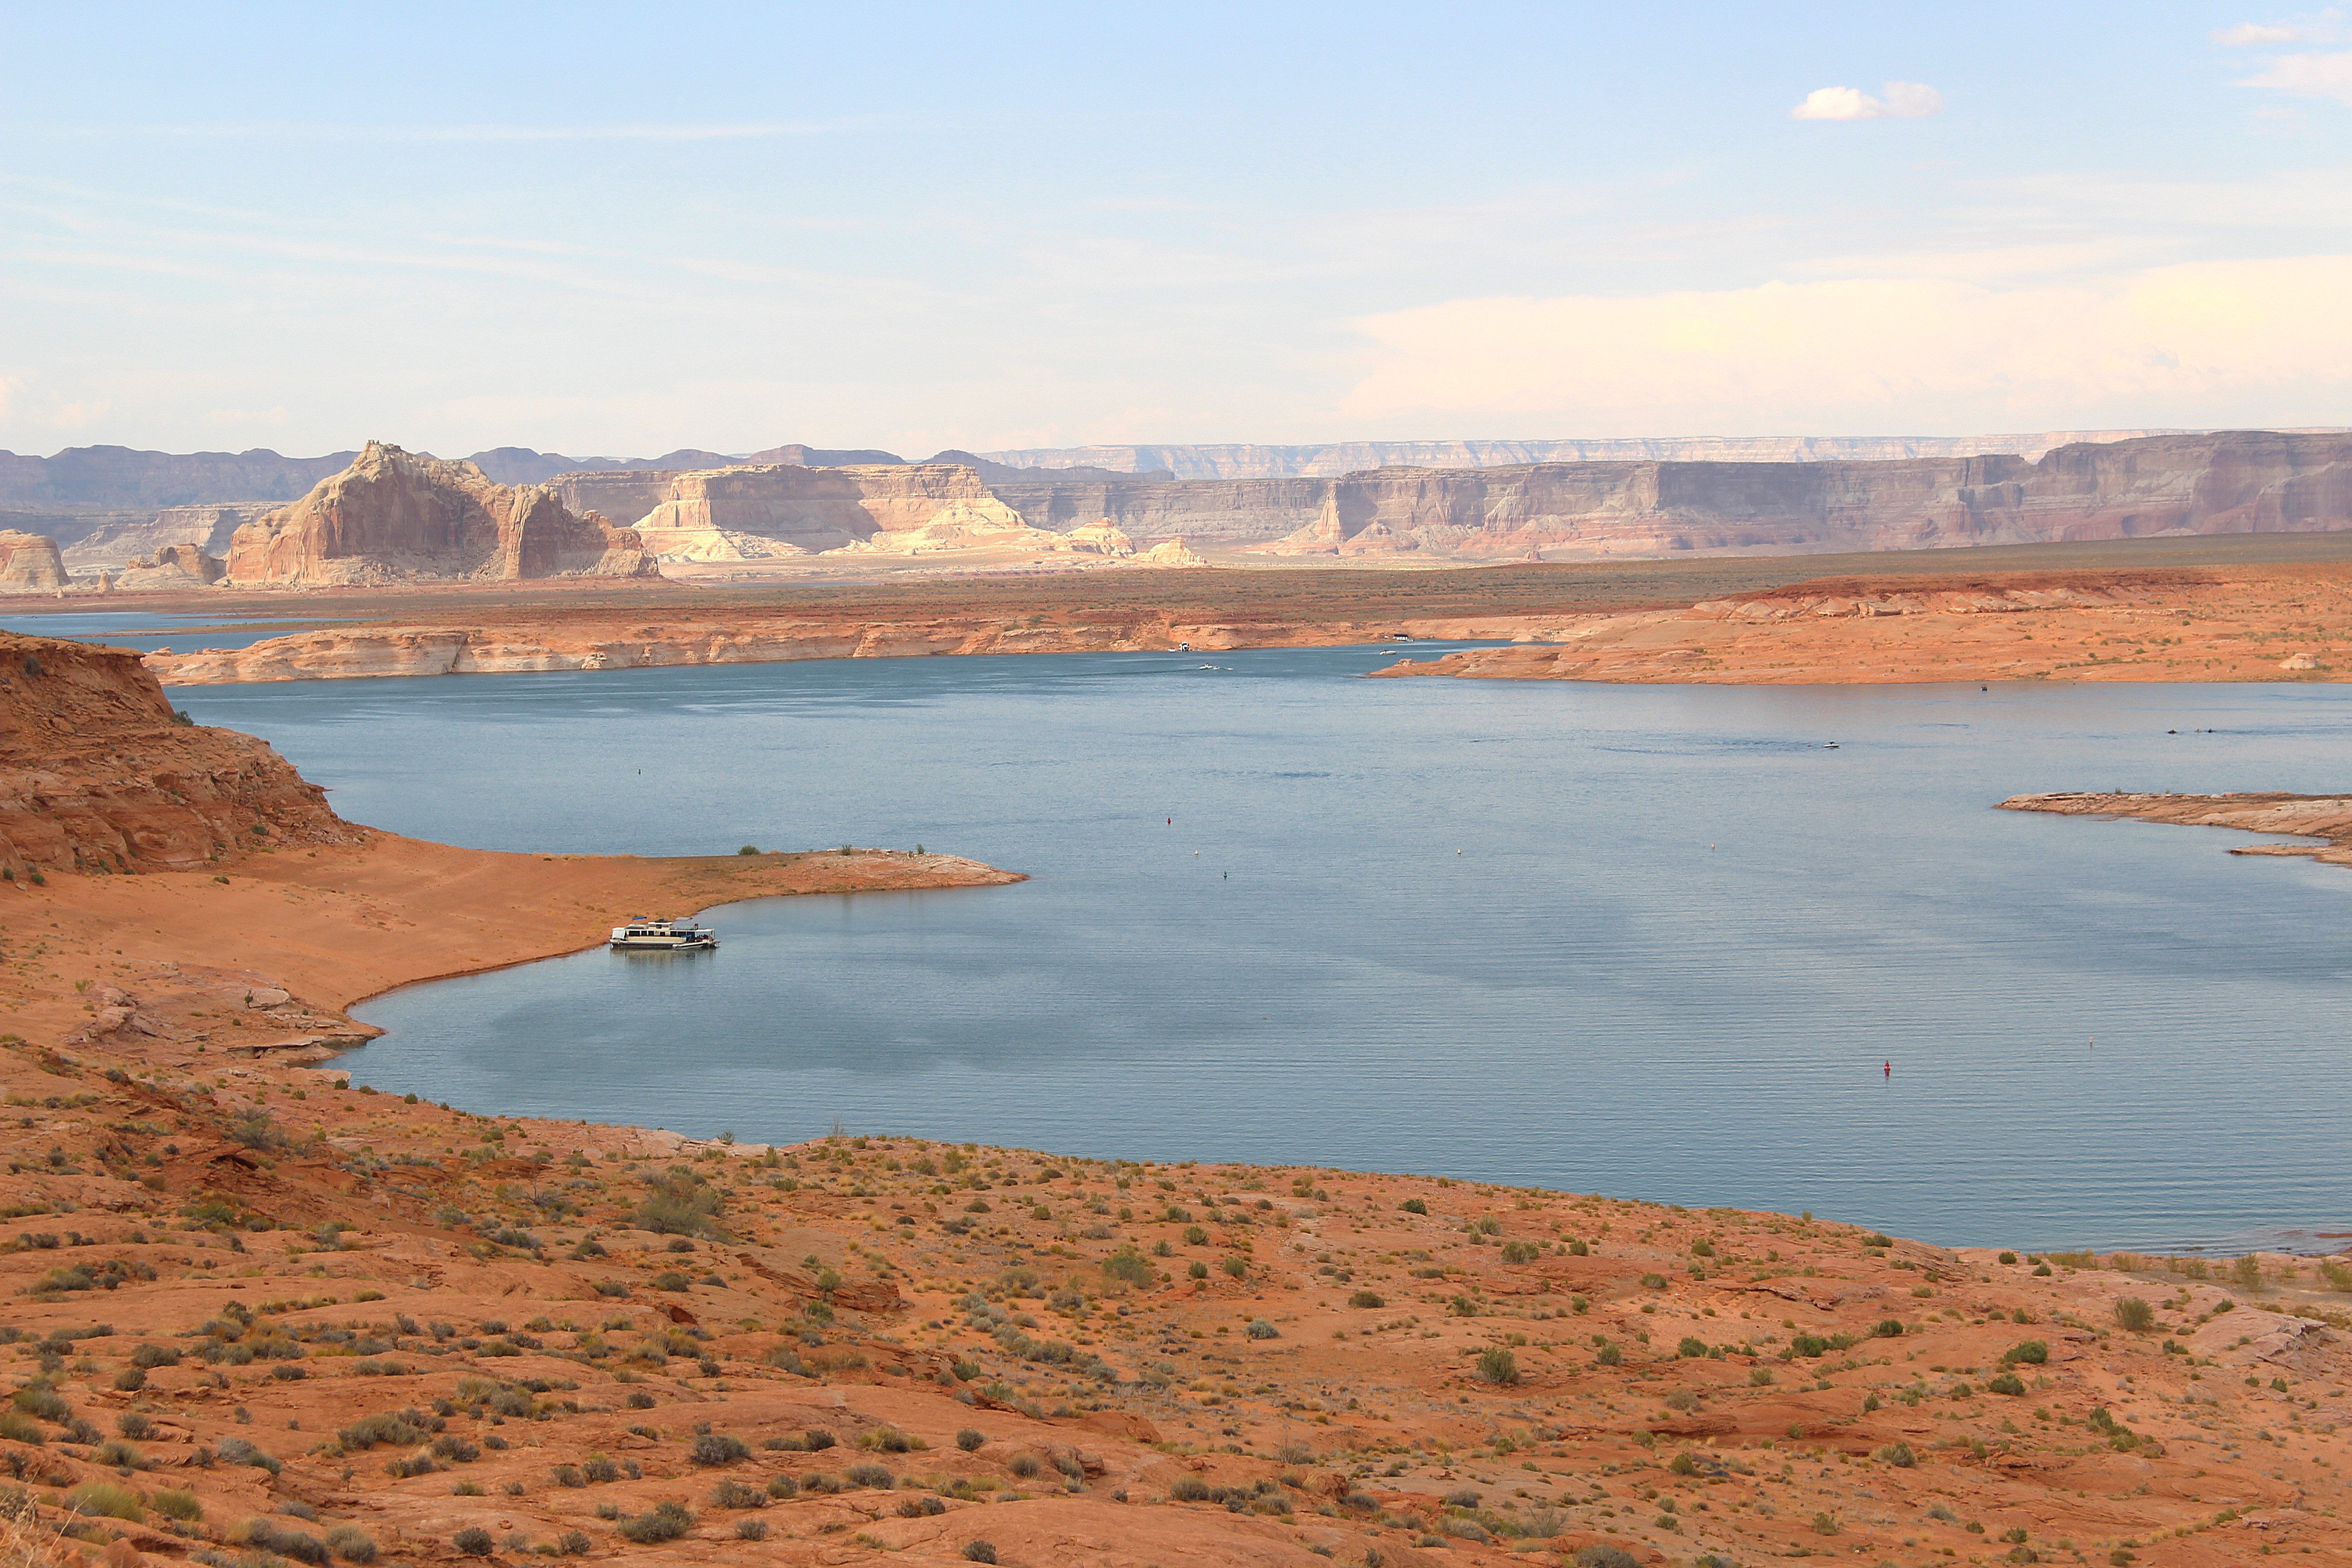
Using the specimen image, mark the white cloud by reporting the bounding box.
[1791,81,1944,121]
[1338,256,2352,432]
[2239,50,2352,103]
[2213,10,2342,45]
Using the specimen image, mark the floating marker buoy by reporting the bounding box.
[1883,1061,1891,1077]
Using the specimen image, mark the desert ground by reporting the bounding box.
[0,629,2349,1567]
[5,532,2349,689]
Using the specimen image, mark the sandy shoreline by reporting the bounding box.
[5,833,1023,1070]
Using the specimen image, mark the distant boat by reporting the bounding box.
[1823,742,1840,749]
[610,916,718,952]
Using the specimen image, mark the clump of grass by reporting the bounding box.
[2114,1297,2154,1332]
[65,1483,143,1523]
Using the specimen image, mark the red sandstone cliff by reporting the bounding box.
[225,441,660,585]
[0,632,351,875]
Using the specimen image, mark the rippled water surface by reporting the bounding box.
[170,649,2352,1252]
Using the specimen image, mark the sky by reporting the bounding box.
[3,2,2350,459]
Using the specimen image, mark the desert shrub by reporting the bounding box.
[127,1343,181,1369]
[956,1428,986,1452]
[1677,1336,1707,1358]
[326,1525,377,1563]
[1594,1343,1622,1366]
[244,1520,330,1564]
[1640,1272,1667,1290]
[1574,1551,1641,1568]
[1008,1453,1042,1479]
[689,1433,750,1466]
[431,1436,480,1464]
[110,1367,145,1392]
[2114,1297,2154,1332]
[1501,1241,1539,1264]
[1171,1476,1211,1501]
[152,1490,202,1521]
[1988,1372,2027,1395]
[216,1436,281,1475]
[1442,1487,1481,1508]
[636,1168,723,1236]
[11,1384,69,1423]
[0,1412,41,1445]
[116,1411,153,1440]
[845,1462,893,1489]
[1100,1250,1153,1285]
[1246,1320,1279,1340]
[65,1482,143,1522]
[1873,1318,1905,1338]
[1791,1334,1829,1358]
[1348,1290,1385,1308]
[964,1543,999,1564]
[1998,1250,2019,1264]
[2004,1339,2049,1365]
[735,1518,768,1540]
[708,1478,763,1509]
[1874,1442,1916,1467]
[1401,1198,1427,1215]
[1187,1261,1208,1280]
[1220,1257,1247,1280]
[384,1455,438,1479]
[616,1500,693,1543]
[1475,1348,1519,1384]
[625,1389,656,1410]
[803,1426,837,1450]
[550,1464,584,1488]
[453,1526,494,1556]
[765,1474,798,1499]
[1663,1391,1700,1414]
[800,1472,838,1493]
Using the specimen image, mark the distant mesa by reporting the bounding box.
[224,441,658,587]
[0,529,67,594]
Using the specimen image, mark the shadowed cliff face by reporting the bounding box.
[0,632,350,874]
[225,442,658,585]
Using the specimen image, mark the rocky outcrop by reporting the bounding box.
[0,632,352,874]
[225,442,659,586]
[633,463,1040,555]
[0,530,67,593]
[110,544,228,591]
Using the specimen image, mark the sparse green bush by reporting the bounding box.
[615,1501,693,1544]
[326,1524,378,1563]
[689,1433,750,1466]
[1677,1336,1707,1358]
[2114,1297,2154,1332]
[1873,1443,1916,1467]
[636,1167,723,1237]
[1988,1372,2027,1396]
[1349,1290,1384,1308]
[964,1543,999,1564]
[956,1428,986,1452]
[1476,1348,1519,1384]
[845,1462,893,1489]
[708,1478,763,1509]
[152,1490,202,1522]
[453,1526,494,1556]
[1246,1320,1279,1340]
[1401,1198,1427,1215]
[2004,1340,2049,1365]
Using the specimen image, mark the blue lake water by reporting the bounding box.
[1,612,346,654]
[167,648,2352,1254]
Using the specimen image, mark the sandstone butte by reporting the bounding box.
[222,444,657,588]
[0,534,68,597]
[0,632,2349,1568]
[132,557,2352,687]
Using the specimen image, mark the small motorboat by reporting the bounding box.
[609,916,719,952]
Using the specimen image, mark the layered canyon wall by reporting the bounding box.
[225,441,658,586]
[970,431,2352,558]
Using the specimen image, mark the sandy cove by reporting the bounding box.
[0,838,1022,1068]
[1376,563,2352,686]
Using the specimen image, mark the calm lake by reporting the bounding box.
[169,648,2352,1254]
